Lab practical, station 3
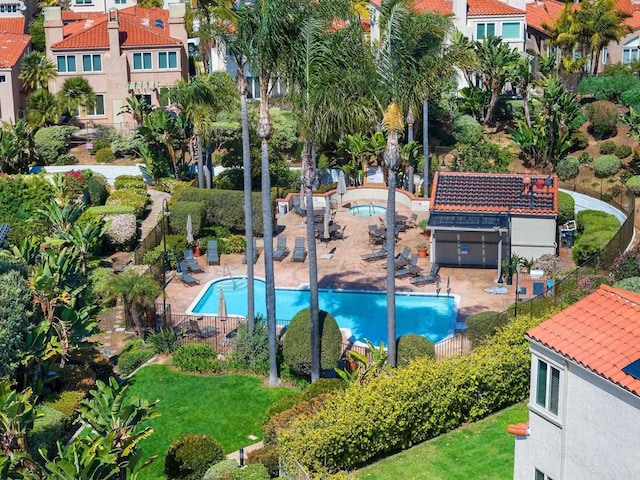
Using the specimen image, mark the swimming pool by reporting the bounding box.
[349,204,387,216]
[188,278,458,345]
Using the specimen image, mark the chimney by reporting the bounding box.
[168,3,188,47]
[108,8,120,58]
[43,7,63,50]
[452,0,467,31]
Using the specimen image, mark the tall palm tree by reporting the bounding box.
[27,89,60,127]
[58,77,95,118]
[19,52,57,91]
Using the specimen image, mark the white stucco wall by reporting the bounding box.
[510,215,556,260]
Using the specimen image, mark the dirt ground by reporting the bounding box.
[68,144,141,166]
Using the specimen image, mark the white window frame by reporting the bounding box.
[74,0,93,5]
[56,55,76,73]
[602,47,608,65]
[132,52,152,70]
[85,94,105,117]
[501,22,520,40]
[535,358,561,416]
[535,468,554,480]
[476,22,496,40]
[157,51,178,70]
[82,54,102,72]
[623,48,639,65]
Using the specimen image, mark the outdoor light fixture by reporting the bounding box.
[161,198,170,327]
[239,448,245,467]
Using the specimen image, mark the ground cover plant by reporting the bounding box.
[125,365,295,480]
[356,402,527,480]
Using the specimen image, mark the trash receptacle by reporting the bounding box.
[278,203,288,215]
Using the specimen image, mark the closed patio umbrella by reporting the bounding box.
[218,289,227,318]
[186,214,194,245]
[337,170,347,203]
[323,201,331,242]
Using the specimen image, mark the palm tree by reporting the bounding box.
[510,56,535,128]
[58,220,106,276]
[27,89,60,127]
[18,52,57,91]
[120,95,154,126]
[58,77,95,118]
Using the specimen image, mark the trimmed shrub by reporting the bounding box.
[570,131,588,150]
[451,114,484,145]
[396,334,435,367]
[42,390,85,417]
[103,213,137,251]
[613,276,640,293]
[30,406,70,456]
[84,175,109,206]
[610,245,640,281]
[466,311,509,346]
[90,138,110,154]
[95,147,116,164]
[155,177,192,194]
[587,100,619,139]
[282,308,342,376]
[173,343,220,373]
[263,394,304,425]
[168,201,206,238]
[614,144,632,159]
[117,342,154,375]
[34,125,79,164]
[277,313,544,473]
[246,445,279,479]
[114,175,146,192]
[555,156,580,181]
[174,187,266,236]
[557,191,575,225]
[594,154,622,178]
[626,175,640,195]
[54,154,78,166]
[302,378,346,400]
[599,140,616,155]
[164,433,224,480]
[578,151,592,164]
[573,210,620,265]
[203,459,240,480]
[106,189,149,218]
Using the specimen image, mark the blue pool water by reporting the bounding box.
[188,278,457,344]
[349,205,387,216]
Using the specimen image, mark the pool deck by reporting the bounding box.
[163,201,547,322]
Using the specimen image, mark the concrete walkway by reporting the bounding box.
[226,441,264,463]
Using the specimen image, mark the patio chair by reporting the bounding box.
[177,262,200,286]
[207,240,220,266]
[242,238,260,264]
[406,213,418,229]
[188,319,217,338]
[332,225,345,241]
[369,232,384,245]
[273,237,288,261]
[361,246,387,262]
[292,196,305,216]
[395,254,420,278]
[410,263,440,285]
[383,246,411,270]
[292,237,307,262]
[183,249,204,273]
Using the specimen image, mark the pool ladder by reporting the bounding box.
[222,263,237,287]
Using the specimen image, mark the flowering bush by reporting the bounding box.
[609,245,640,282]
[532,254,562,276]
[103,213,137,251]
[577,274,608,292]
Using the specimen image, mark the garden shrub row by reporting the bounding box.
[174,187,267,236]
[81,205,137,251]
[114,175,147,192]
[600,140,632,159]
[117,340,154,375]
[557,191,575,225]
[0,174,54,242]
[106,189,149,218]
[594,154,622,178]
[168,201,206,238]
[276,314,545,473]
[173,343,220,373]
[572,210,620,265]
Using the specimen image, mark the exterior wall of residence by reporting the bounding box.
[469,15,526,51]
[515,343,640,480]
[510,215,556,260]
[0,66,18,122]
[605,30,640,70]
[431,230,502,266]
[68,0,142,13]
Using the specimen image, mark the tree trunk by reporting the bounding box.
[422,100,429,198]
[258,77,279,386]
[384,129,399,367]
[196,136,204,189]
[302,142,320,382]
[523,90,532,129]
[238,68,255,333]
[593,51,600,77]
[484,88,499,126]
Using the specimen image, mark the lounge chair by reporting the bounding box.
[273,237,288,261]
[183,249,204,273]
[406,213,418,229]
[395,254,420,278]
[483,286,508,294]
[383,246,411,270]
[361,246,387,262]
[243,238,260,264]
[410,263,440,285]
[332,225,345,241]
[207,240,220,266]
[177,262,200,286]
[292,237,307,262]
[292,196,305,216]
[188,319,216,338]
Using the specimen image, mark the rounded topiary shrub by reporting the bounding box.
[396,334,435,367]
[570,131,589,150]
[282,308,342,376]
[117,341,154,375]
[451,114,484,145]
[587,100,619,139]
[600,140,616,155]
[613,276,640,293]
[578,151,592,164]
[302,378,346,400]
[557,191,575,226]
[555,156,580,181]
[614,144,632,159]
[246,445,279,479]
[95,147,116,164]
[466,311,509,347]
[626,175,640,195]
[165,434,224,480]
[594,154,622,178]
[172,343,220,374]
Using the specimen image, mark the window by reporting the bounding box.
[135,94,152,106]
[476,23,495,40]
[74,0,93,4]
[158,51,177,69]
[535,468,554,480]
[0,75,6,83]
[602,47,608,65]
[536,359,560,415]
[154,19,165,29]
[0,4,18,12]
[86,94,105,116]
[56,55,76,73]
[502,22,520,39]
[623,48,639,65]
[132,52,152,70]
[114,0,126,3]
[82,54,102,72]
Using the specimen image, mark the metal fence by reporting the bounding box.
[134,221,168,265]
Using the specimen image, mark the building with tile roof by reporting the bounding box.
[0,31,29,123]
[427,172,558,269]
[510,285,640,480]
[44,4,188,126]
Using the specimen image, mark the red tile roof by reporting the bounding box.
[53,6,181,50]
[526,0,567,33]
[627,11,640,29]
[467,0,524,16]
[61,11,104,22]
[0,33,30,68]
[430,172,558,215]
[527,285,640,397]
[0,17,25,34]
[412,0,453,15]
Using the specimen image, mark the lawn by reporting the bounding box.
[126,364,295,480]
[357,402,528,480]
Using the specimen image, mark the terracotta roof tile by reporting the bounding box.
[61,11,104,22]
[0,33,30,68]
[526,0,566,33]
[467,0,524,16]
[430,172,558,215]
[507,422,529,436]
[0,17,25,34]
[412,0,453,15]
[527,285,640,397]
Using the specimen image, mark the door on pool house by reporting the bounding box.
[433,230,503,267]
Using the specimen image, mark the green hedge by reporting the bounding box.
[81,205,136,222]
[168,201,206,238]
[555,156,579,181]
[117,341,154,375]
[557,192,575,225]
[466,311,509,347]
[174,187,267,235]
[573,210,620,265]
[106,189,149,218]
[594,154,622,178]
[114,175,146,192]
[626,175,640,195]
[277,314,544,473]
[396,334,435,367]
[173,343,220,373]
[30,406,70,456]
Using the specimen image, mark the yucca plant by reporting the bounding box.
[145,328,183,354]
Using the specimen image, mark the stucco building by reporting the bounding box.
[510,285,640,479]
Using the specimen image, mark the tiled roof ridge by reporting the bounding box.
[467,0,525,16]
[119,15,182,45]
[0,32,31,67]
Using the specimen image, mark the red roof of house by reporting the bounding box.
[0,32,30,68]
[53,6,180,50]
[526,0,566,33]
[0,17,25,34]
[527,285,640,397]
[429,172,558,215]
[61,11,105,22]
[377,0,524,16]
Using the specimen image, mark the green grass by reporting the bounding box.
[126,364,295,480]
[357,402,528,480]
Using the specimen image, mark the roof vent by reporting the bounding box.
[84,19,94,29]
[154,18,164,29]
[623,359,640,380]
